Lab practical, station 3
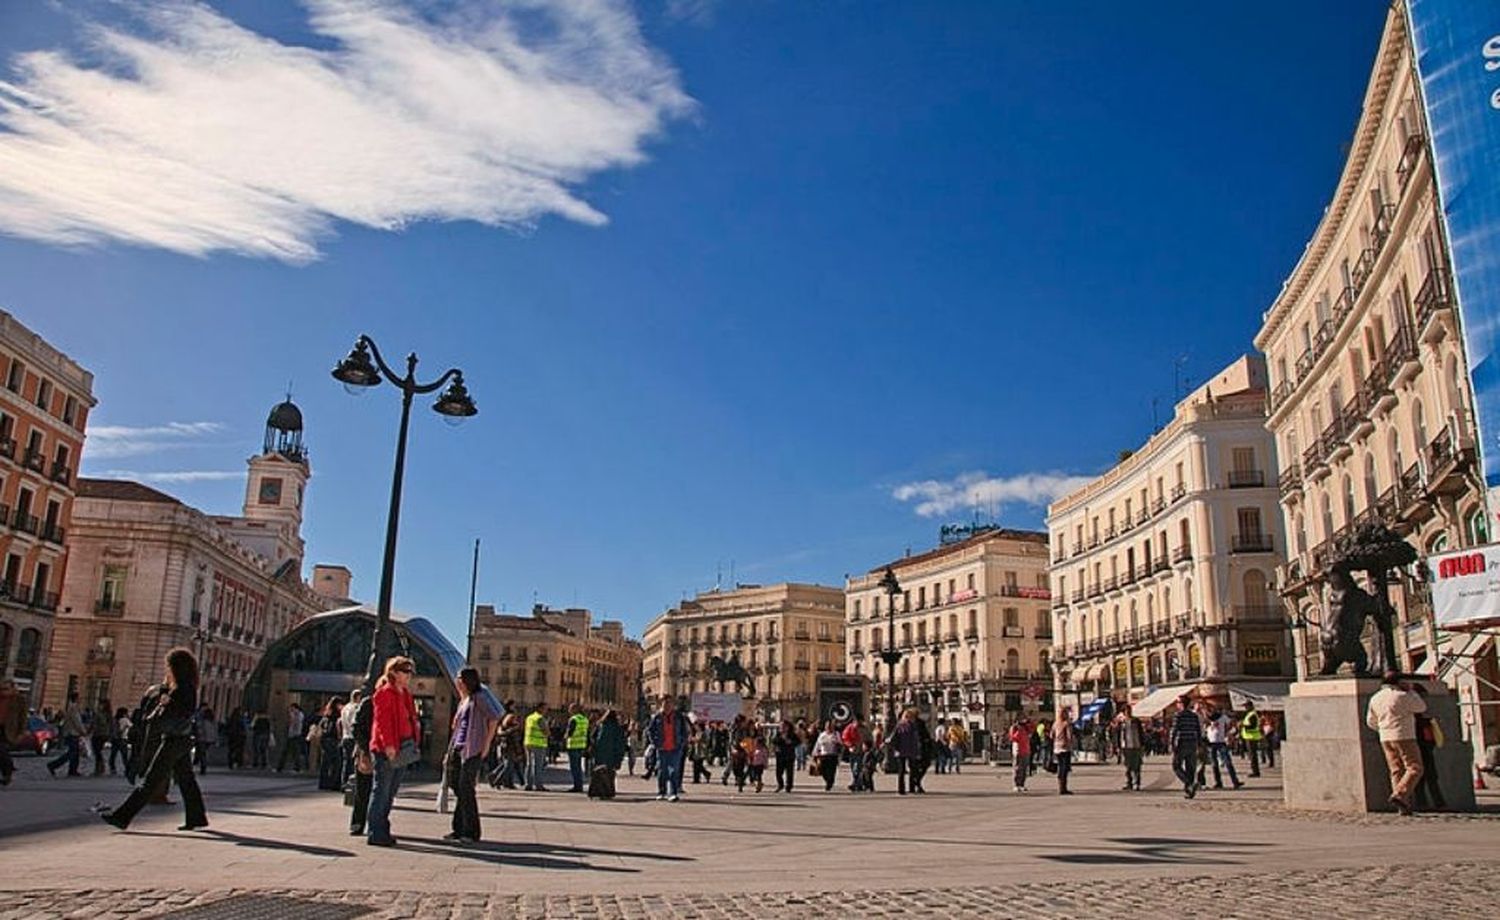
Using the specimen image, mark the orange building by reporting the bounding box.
[0,309,95,707]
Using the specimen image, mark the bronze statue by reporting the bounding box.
[1318,522,1414,676]
[707,653,756,698]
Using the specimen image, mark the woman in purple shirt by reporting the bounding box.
[445,667,500,844]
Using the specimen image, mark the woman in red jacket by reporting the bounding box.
[367,656,419,847]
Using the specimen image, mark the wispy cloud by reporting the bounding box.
[101,469,242,484]
[891,470,1093,518]
[86,421,226,459]
[0,0,692,262]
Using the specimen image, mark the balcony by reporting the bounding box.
[1101,575,1118,593]
[1170,483,1187,502]
[1085,638,1102,653]
[1153,621,1172,638]
[1172,545,1193,564]
[1384,325,1421,387]
[1086,581,1104,599]
[1427,426,1475,496]
[21,448,45,473]
[1415,267,1454,341]
[1070,588,1084,604]
[1103,525,1117,541]
[1035,625,1053,639]
[1174,614,1192,634]
[1396,132,1425,190]
[86,648,115,663]
[945,630,961,646]
[1279,464,1302,500]
[1227,469,1266,489]
[11,509,38,535]
[1152,496,1166,515]
[1234,604,1283,624]
[1352,247,1377,293]
[793,630,811,641]
[765,633,779,645]
[1152,557,1170,574]
[793,661,811,671]
[1231,533,1274,554]
[41,522,65,545]
[1321,415,1351,464]
[964,628,980,643]
[1135,563,1151,580]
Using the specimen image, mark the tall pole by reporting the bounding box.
[466,538,481,662]
[363,361,416,694]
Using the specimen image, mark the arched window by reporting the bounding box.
[948,652,958,678]
[1429,532,1449,554]
[1466,507,1489,547]
[1079,615,1089,646]
[1321,492,1335,542]
[1363,452,1379,507]
[1294,512,1307,554]
[968,650,978,678]
[1342,474,1357,525]
[1389,428,1404,485]
[1412,399,1428,453]
[1186,644,1203,679]
[1149,653,1164,684]
[1039,649,1051,676]
[1163,585,1172,618]
[1111,605,1121,636]
[1145,594,1155,630]
[1005,648,1020,675]
[1129,600,1138,632]
[1184,577,1194,612]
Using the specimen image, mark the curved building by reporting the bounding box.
[1253,5,1496,758]
[244,604,463,766]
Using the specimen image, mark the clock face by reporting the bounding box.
[258,477,283,505]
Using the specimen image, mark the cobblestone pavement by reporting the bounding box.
[5,862,1499,919]
[1154,795,1500,826]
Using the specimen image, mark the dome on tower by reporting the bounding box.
[268,399,304,433]
[264,397,307,462]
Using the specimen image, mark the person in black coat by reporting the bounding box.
[101,648,207,831]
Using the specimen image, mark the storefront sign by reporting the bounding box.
[1428,542,1500,629]
[1407,1,1500,528]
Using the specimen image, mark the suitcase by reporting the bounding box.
[587,764,616,799]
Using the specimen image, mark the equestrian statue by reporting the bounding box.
[707,653,756,698]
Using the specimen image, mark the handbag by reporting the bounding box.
[392,738,420,770]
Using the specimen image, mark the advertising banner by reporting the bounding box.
[689,691,746,724]
[1407,2,1500,527]
[1427,543,1500,630]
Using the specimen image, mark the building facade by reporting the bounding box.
[845,529,1054,743]
[0,310,95,706]
[1254,6,1497,758]
[640,583,845,722]
[471,604,642,713]
[1048,356,1288,714]
[44,401,341,716]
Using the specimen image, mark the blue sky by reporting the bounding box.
[0,1,1387,642]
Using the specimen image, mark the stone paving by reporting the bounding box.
[2,751,1497,918]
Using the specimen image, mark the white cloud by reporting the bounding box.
[86,421,226,458]
[0,0,691,261]
[891,470,1093,519]
[102,469,242,483]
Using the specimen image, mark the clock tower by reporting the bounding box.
[240,397,311,569]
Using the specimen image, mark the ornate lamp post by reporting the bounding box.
[877,566,903,734]
[332,336,477,692]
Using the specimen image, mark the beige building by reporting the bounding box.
[1048,356,1288,715]
[45,400,342,716]
[845,528,1054,741]
[0,310,95,707]
[471,604,642,714]
[1254,7,1497,757]
[640,582,844,722]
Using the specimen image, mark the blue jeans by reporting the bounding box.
[367,752,404,843]
[525,747,547,789]
[568,749,585,790]
[657,747,684,796]
[1209,742,1240,786]
[48,736,81,775]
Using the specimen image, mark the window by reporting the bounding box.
[852,599,861,617]
[63,396,78,427]
[34,378,51,411]
[13,627,39,678]
[969,572,978,590]
[5,360,21,392]
[1004,607,1018,627]
[1238,507,1263,539]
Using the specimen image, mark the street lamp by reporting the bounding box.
[332,335,477,692]
[877,566,903,735]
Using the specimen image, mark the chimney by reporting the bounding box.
[310,564,352,600]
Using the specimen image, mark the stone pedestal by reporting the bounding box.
[1282,677,1476,812]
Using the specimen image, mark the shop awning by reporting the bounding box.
[1228,682,1291,712]
[1086,663,1109,681]
[1069,666,1088,684]
[1131,685,1190,718]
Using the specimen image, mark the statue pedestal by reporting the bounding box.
[1283,677,1476,812]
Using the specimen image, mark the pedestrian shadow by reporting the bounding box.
[210,808,288,819]
[396,837,688,872]
[1039,836,1269,867]
[126,829,355,858]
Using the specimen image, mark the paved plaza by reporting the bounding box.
[2,752,1498,918]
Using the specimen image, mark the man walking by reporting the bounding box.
[47,693,85,777]
[1169,695,1203,799]
[1113,705,1144,791]
[1365,671,1427,815]
[565,703,590,793]
[947,719,969,774]
[1239,699,1264,778]
[523,702,550,791]
[648,695,691,801]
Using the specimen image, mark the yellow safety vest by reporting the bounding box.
[524,712,548,748]
[1240,711,1263,741]
[567,713,589,750]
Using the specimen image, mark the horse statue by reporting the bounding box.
[1318,522,1412,676]
[707,653,756,698]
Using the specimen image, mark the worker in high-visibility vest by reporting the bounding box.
[1239,699,1264,778]
[566,702,590,793]
[523,702,549,791]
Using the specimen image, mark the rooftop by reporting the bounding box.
[77,477,183,505]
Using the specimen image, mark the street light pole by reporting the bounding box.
[877,566,903,735]
[332,336,477,694]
